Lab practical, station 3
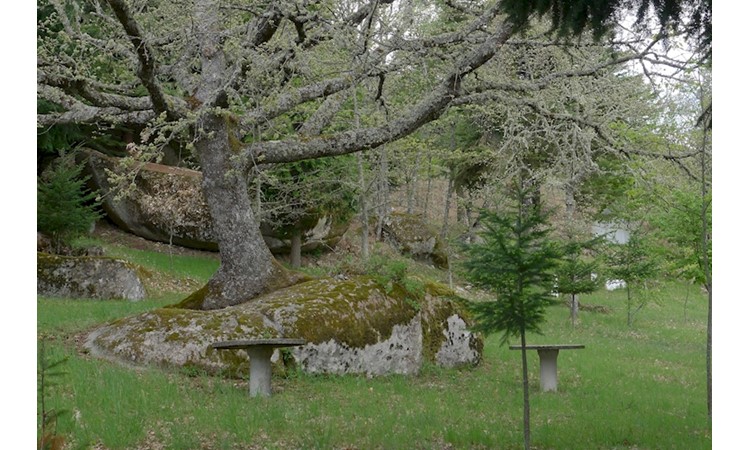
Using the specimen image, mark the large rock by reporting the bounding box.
[382,213,449,268]
[80,149,347,253]
[37,252,147,301]
[84,276,482,377]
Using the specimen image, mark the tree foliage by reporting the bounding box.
[604,230,660,325]
[650,187,711,286]
[500,0,711,59]
[462,184,561,343]
[37,155,102,251]
[462,182,560,450]
[557,235,602,325]
[255,156,358,235]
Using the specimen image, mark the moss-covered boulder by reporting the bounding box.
[80,149,348,253]
[382,213,449,268]
[84,276,481,377]
[38,252,146,301]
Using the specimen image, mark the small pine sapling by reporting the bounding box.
[462,183,560,450]
[37,154,101,253]
[604,231,660,326]
[38,339,68,450]
[557,236,603,327]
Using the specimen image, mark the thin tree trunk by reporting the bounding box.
[358,152,370,260]
[290,229,302,269]
[571,293,578,328]
[441,176,453,240]
[424,154,433,219]
[627,285,633,327]
[407,150,420,215]
[521,328,531,450]
[376,145,389,240]
[699,89,712,420]
[353,86,369,260]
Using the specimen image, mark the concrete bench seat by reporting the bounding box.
[212,339,306,397]
[509,344,585,392]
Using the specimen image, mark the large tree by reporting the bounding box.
[37,0,693,309]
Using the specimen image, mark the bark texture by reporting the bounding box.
[195,114,274,309]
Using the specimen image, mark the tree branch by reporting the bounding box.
[244,22,513,167]
[495,96,703,181]
[105,0,179,120]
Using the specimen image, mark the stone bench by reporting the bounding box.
[211,339,306,397]
[509,344,585,392]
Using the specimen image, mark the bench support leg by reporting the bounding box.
[537,349,560,392]
[245,347,274,397]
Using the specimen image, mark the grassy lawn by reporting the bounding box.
[37,245,711,449]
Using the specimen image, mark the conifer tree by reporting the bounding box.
[37,155,101,253]
[463,182,560,450]
[604,231,659,326]
[557,236,602,327]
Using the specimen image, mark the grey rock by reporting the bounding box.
[382,212,449,268]
[37,252,146,301]
[84,276,482,376]
[80,149,347,253]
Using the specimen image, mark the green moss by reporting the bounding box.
[168,259,313,310]
[424,281,455,297]
[239,276,419,349]
[420,299,454,363]
[169,284,208,310]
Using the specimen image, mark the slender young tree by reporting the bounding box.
[557,236,602,327]
[463,181,560,450]
[604,231,659,326]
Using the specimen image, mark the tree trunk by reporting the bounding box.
[424,154,433,219]
[521,329,531,450]
[441,176,453,240]
[358,152,370,260]
[698,87,711,420]
[375,145,389,240]
[407,151,420,215]
[706,281,712,419]
[626,285,633,327]
[196,114,275,310]
[290,229,302,269]
[571,293,578,328]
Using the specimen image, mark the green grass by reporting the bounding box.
[37,248,711,449]
[73,236,220,282]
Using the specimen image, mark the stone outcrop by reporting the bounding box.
[84,276,482,377]
[79,149,347,253]
[381,213,449,268]
[37,252,147,301]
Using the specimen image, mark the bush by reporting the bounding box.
[37,154,102,252]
